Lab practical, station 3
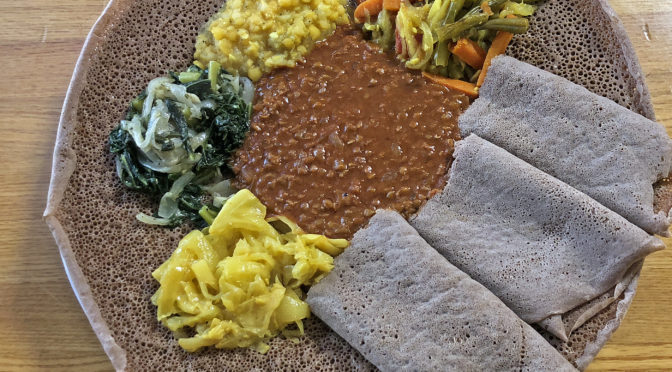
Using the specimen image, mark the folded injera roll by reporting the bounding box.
[307,210,576,372]
[409,134,664,326]
[459,55,672,236]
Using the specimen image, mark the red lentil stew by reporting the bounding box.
[233,26,468,238]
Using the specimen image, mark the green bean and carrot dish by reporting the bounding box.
[356,0,538,96]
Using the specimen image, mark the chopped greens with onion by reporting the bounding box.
[109,62,253,227]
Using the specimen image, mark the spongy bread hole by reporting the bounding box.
[53,0,651,370]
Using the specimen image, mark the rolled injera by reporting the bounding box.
[459,55,672,236]
[307,210,576,372]
[409,134,664,328]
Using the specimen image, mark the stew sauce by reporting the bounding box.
[233,27,468,238]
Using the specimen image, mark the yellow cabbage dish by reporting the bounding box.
[151,189,348,353]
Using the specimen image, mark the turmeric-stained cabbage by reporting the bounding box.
[151,189,348,352]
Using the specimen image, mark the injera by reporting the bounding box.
[44,0,668,370]
[537,261,642,342]
[409,134,663,324]
[307,210,577,372]
[460,55,672,236]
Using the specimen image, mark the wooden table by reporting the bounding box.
[0,1,670,370]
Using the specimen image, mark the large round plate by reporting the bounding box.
[45,0,657,370]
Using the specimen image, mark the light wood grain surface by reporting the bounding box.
[0,1,670,371]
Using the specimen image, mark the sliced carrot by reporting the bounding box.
[354,0,384,23]
[383,0,400,12]
[451,38,487,69]
[480,1,493,16]
[476,30,513,87]
[422,72,479,99]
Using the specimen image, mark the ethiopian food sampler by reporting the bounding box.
[233,26,468,239]
[72,0,670,368]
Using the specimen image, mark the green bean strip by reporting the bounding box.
[446,55,466,79]
[429,0,453,28]
[434,41,451,66]
[445,0,465,24]
[436,12,489,42]
[480,17,529,33]
[476,29,490,40]
[469,69,481,83]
